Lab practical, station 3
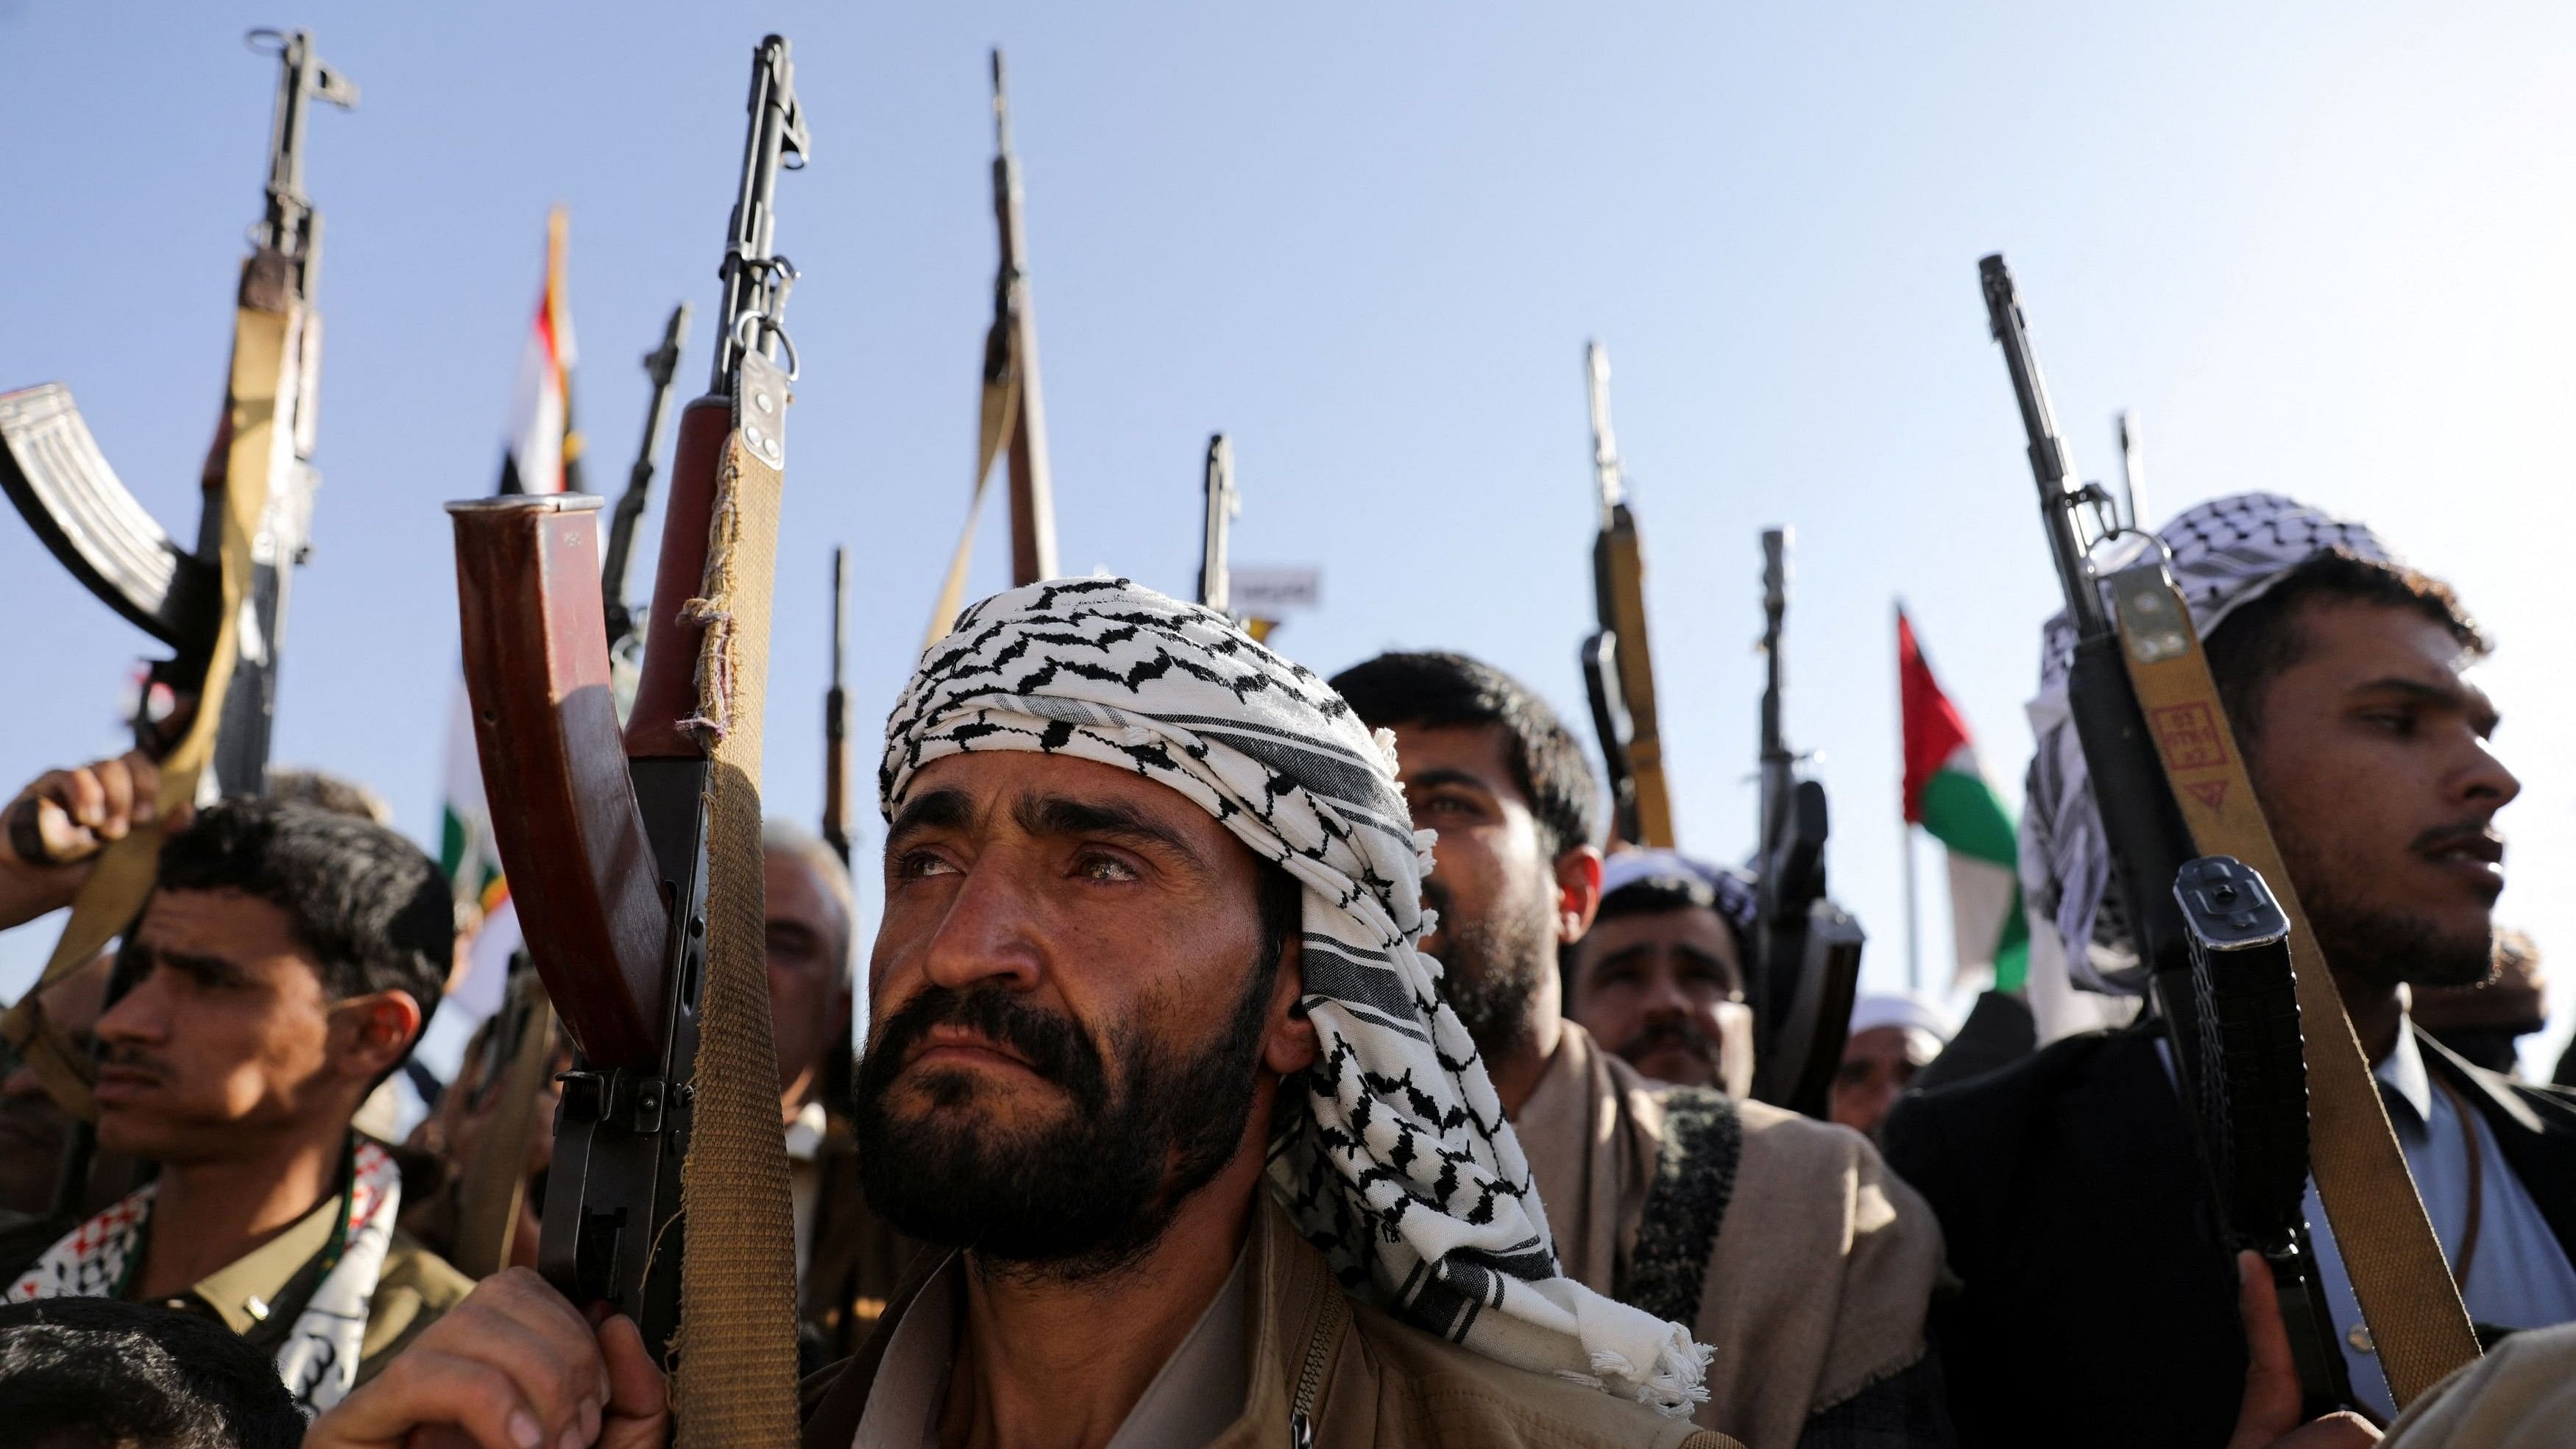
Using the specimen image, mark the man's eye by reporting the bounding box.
[1418,794,1477,817]
[892,850,958,882]
[2361,709,2417,736]
[1075,853,1141,884]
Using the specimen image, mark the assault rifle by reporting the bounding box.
[450,35,808,1364]
[602,302,693,659]
[1198,433,1237,616]
[1979,254,2365,1414]
[1577,341,1675,848]
[1746,528,1866,1117]
[1,28,354,798]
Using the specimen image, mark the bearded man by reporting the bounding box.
[308,580,1733,1449]
[1884,494,2576,1444]
[1560,851,1758,1097]
[1331,651,1949,1449]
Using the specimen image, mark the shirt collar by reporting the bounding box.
[170,1190,343,1336]
[2377,1010,2434,1127]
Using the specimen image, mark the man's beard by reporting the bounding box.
[852,966,1274,1281]
[2279,829,2493,991]
[1421,875,1555,1063]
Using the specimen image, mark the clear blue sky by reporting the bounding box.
[6,1,2572,1073]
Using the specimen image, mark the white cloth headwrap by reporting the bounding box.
[7,1139,404,1414]
[881,578,1712,1417]
[2021,492,2394,995]
[1600,848,1758,938]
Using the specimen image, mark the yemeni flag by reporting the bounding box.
[1899,607,2029,991]
[439,208,581,1020]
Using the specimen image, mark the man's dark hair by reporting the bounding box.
[1329,651,1602,857]
[0,1297,303,1449]
[154,798,450,1038]
[2205,550,2489,748]
[1595,873,1718,925]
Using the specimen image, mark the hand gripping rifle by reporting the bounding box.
[1198,433,1238,617]
[1746,528,1866,1117]
[0,28,353,1116]
[449,41,809,1428]
[1576,341,1675,849]
[1981,253,2474,1410]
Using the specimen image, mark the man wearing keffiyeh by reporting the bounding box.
[313,578,1730,1449]
[1885,492,2576,1447]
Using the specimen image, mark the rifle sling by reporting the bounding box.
[451,977,558,1278]
[671,350,802,1448]
[0,295,295,1121]
[921,319,1025,647]
[2105,563,2478,1406]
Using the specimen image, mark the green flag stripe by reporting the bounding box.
[1918,767,2017,868]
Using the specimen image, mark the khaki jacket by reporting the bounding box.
[799,1193,1739,1449]
[1517,1022,1944,1449]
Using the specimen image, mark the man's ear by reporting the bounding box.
[1554,844,1604,945]
[1262,935,1318,1074]
[338,990,424,1083]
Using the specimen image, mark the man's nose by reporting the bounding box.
[93,970,169,1045]
[916,860,1046,995]
[2454,734,2522,814]
[1640,969,1689,1018]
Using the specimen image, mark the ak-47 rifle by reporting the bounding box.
[602,302,694,659]
[1746,528,1866,1117]
[2,28,353,800]
[450,36,809,1392]
[1981,254,2477,1411]
[1197,433,1237,616]
[1576,341,1674,849]
[0,29,354,1133]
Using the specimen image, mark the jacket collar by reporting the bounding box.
[802,1194,1331,1449]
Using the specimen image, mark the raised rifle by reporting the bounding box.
[823,545,852,865]
[2117,409,2147,531]
[602,302,694,659]
[1981,253,2471,1409]
[1198,433,1237,616]
[1577,341,1674,849]
[0,28,354,1130]
[1746,528,1865,1116]
[449,35,809,1397]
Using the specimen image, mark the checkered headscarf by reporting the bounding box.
[2022,492,2395,993]
[881,578,1711,1417]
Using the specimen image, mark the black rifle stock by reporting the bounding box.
[1980,253,2352,1414]
[602,302,693,654]
[1747,528,1864,1117]
[451,35,806,1360]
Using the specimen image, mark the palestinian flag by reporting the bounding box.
[439,208,581,1019]
[1900,607,2029,990]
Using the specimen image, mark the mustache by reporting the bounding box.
[96,1045,166,1080]
[864,983,1103,1094]
[1617,1018,1716,1062]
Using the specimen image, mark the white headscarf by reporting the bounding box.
[2021,492,2396,994]
[882,578,1711,1417]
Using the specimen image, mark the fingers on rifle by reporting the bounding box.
[595,1314,670,1430]
[93,756,138,837]
[2228,1250,2302,1449]
[316,1347,552,1449]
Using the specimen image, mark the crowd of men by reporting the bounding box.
[1,493,2573,1448]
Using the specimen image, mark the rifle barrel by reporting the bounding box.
[710,36,807,392]
[603,302,693,643]
[1199,433,1236,613]
[1585,340,1622,519]
[824,545,850,863]
[1979,255,2104,637]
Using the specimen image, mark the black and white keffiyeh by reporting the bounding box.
[880,578,1711,1417]
[7,1138,404,1414]
[2022,492,2395,994]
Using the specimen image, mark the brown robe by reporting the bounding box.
[1515,1021,1945,1449]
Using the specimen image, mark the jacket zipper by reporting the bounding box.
[1288,1287,1345,1448]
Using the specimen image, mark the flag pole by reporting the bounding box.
[1897,598,1921,993]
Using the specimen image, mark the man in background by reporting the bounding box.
[1830,995,1954,1143]
[1561,850,1756,1097]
